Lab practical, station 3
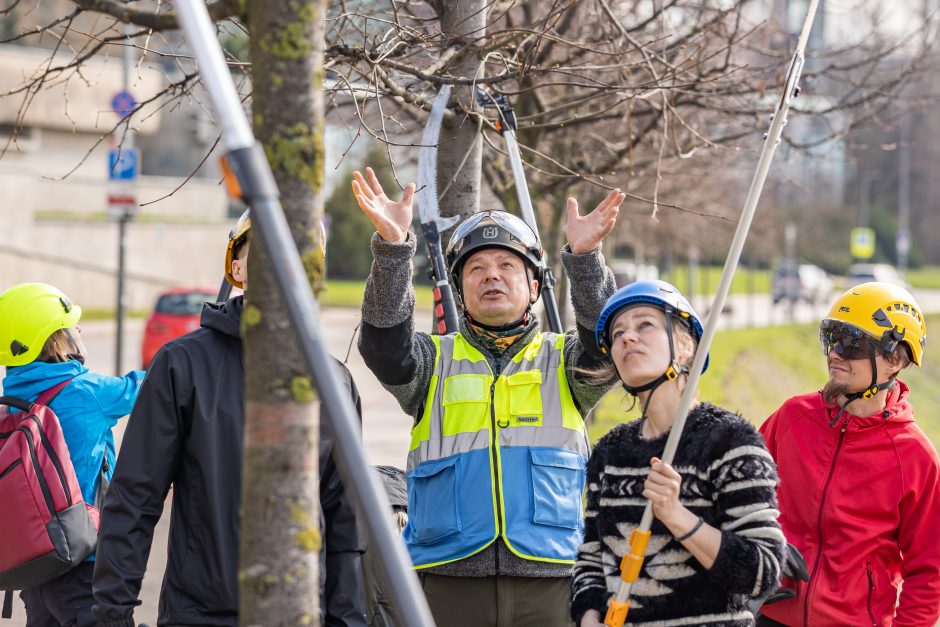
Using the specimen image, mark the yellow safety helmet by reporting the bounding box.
[0,282,82,367]
[822,281,926,366]
[224,211,328,289]
[225,210,251,288]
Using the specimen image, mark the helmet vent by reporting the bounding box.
[871,309,893,328]
[10,340,28,356]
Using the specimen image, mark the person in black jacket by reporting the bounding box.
[91,213,367,626]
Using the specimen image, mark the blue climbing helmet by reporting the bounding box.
[595,280,709,386]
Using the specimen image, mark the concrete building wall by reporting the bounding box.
[1,42,231,310]
[1,168,229,310]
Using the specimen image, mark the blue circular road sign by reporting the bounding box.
[111,90,136,118]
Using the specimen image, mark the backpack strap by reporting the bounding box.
[2,590,12,619]
[0,379,73,417]
[0,396,32,413]
[35,379,75,408]
[95,456,111,510]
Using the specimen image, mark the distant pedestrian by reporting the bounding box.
[758,282,940,626]
[572,280,786,626]
[0,282,144,626]
[91,212,368,626]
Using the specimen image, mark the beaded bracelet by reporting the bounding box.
[675,516,704,542]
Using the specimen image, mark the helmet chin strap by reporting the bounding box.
[828,351,897,427]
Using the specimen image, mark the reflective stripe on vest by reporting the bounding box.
[404,332,589,568]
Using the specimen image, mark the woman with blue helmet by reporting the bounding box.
[571,280,786,626]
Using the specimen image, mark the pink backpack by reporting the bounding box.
[0,379,100,617]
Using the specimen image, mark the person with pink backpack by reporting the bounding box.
[0,282,144,626]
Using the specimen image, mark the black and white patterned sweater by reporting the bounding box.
[571,403,786,626]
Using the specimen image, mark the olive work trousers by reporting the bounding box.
[419,573,574,627]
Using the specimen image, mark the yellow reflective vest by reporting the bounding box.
[404,332,590,569]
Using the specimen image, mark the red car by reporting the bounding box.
[141,287,216,369]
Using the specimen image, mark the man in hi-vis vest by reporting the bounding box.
[352,167,624,627]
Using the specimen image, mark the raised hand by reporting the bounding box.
[565,188,625,254]
[351,167,415,243]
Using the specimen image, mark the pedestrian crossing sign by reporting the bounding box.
[851,227,875,259]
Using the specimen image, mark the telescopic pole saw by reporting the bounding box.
[476,89,564,334]
[603,2,820,625]
[173,3,435,626]
[417,85,462,335]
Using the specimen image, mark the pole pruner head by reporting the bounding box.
[475,87,516,134]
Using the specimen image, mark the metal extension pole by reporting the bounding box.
[173,3,435,626]
[476,90,564,333]
[604,1,820,624]
[502,123,565,334]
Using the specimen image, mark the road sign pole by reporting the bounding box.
[112,23,137,375]
[115,212,128,374]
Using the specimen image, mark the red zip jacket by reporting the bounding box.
[759,381,940,626]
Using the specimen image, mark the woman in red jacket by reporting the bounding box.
[759,282,940,626]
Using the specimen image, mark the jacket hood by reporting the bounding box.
[2,359,87,401]
[821,378,914,429]
[201,295,242,338]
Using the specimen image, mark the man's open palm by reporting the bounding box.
[352,167,415,243]
[566,188,625,254]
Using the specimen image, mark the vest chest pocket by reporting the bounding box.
[507,370,543,426]
[407,455,462,544]
[530,449,584,530]
[441,374,490,436]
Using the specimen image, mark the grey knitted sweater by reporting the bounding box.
[358,231,616,578]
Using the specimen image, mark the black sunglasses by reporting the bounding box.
[819,325,877,361]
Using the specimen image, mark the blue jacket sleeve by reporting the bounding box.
[91,370,146,423]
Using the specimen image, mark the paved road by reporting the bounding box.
[6,288,940,623]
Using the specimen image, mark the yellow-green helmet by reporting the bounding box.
[0,282,82,367]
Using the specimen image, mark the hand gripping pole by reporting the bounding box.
[603,1,820,625]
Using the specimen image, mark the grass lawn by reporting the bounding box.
[660,266,771,296]
[588,315,940,449]
[660,264,940,294]
[187,264,940,311]
[320,279,434,309]
[906,266,940,290]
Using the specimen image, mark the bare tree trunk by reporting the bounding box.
[240,0,327,624]
[436,0,486,230]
